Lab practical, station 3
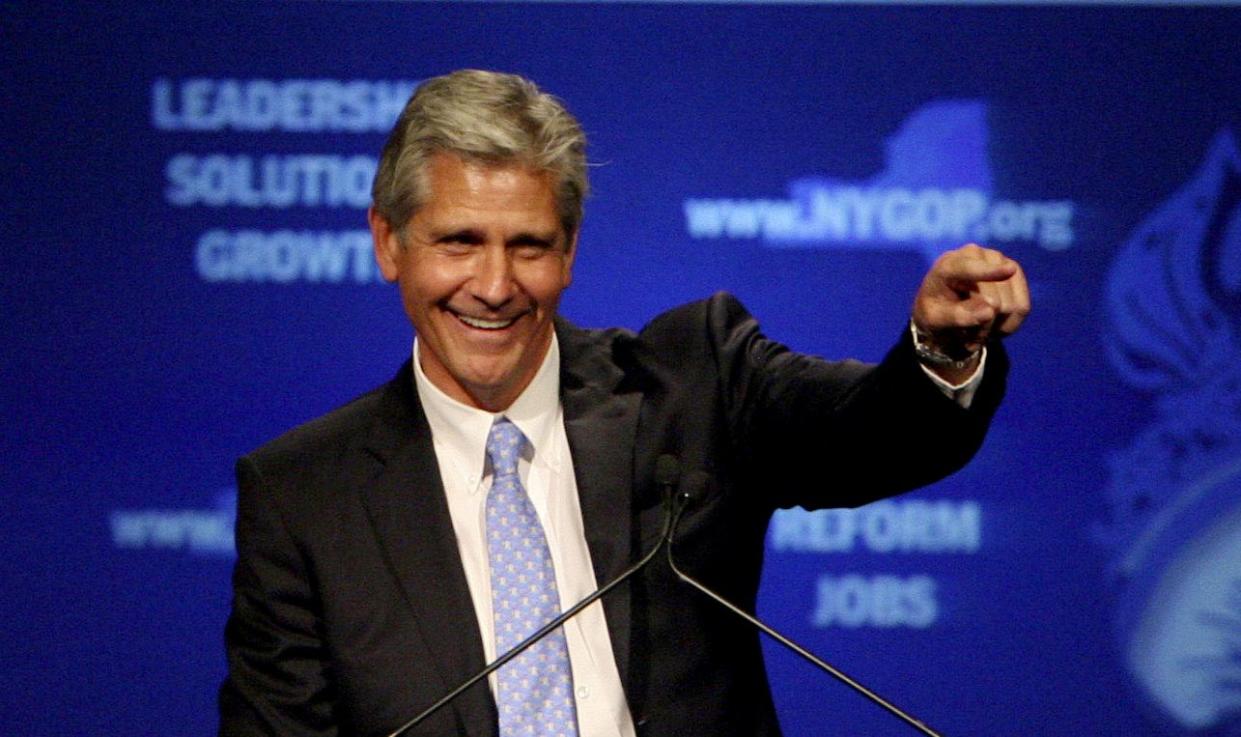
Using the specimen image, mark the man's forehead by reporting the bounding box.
[412,153,564,235]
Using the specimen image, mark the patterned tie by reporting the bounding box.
[485,417,580,737]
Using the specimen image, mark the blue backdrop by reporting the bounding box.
[5,2,1241,735]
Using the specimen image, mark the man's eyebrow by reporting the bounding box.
[425,227,563,248]
[431,228,485,243]
[507,231,561,247]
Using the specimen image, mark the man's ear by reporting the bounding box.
[561,231,578,287]
[369,206,401,283]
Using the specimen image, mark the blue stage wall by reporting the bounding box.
[4,2,1241,735]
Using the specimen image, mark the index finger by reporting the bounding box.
[938,250,1018,289]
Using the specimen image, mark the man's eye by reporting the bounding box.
[436,237,476,254]
[510,237,558,258]
[513,244,552,259]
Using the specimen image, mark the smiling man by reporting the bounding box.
[370,152,574,412]
[220,70,1028,737]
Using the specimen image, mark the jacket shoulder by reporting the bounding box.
[623,291,756,359]
[639,292,751,335]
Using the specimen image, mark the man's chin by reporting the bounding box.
[456,375,527,411]
[448,356,531,401]
[425,328,552,408]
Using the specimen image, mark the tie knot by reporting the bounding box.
[486,417,525,478]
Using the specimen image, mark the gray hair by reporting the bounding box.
[371,69,589,241]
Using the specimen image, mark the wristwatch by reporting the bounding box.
[910,321,981,371]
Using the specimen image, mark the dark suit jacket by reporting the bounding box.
[220,293,1006,737]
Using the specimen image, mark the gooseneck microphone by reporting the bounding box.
[666,472,946,737]
[385,455,683,737]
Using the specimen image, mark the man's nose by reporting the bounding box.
[470,245,516,307]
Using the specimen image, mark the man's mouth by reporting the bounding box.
[454,312,521,330]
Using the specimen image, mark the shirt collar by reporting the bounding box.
[412,334,564,491]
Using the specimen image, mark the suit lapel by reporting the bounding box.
[556,320,644,693]
[356,362,498,737]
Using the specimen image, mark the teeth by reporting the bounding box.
[457,314,516,330]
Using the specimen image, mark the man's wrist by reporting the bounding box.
[909,320,982,370]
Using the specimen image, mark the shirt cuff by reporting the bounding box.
[919,347,986,409]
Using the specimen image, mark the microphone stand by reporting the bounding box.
[665,483,946,737]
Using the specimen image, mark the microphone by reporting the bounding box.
[386,454,683,737]
[666,473,946,737]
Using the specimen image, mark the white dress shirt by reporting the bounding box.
[413,335,637,737]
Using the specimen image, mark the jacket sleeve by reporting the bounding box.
[703,292,1007,509]
[219,456,339,737]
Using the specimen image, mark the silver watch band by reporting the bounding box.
[909,320,981,370]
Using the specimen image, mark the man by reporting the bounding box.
[220,70,1028,737]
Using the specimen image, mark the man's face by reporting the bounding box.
[371,152,575,411]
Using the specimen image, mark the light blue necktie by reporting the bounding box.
[485,417,580,737]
